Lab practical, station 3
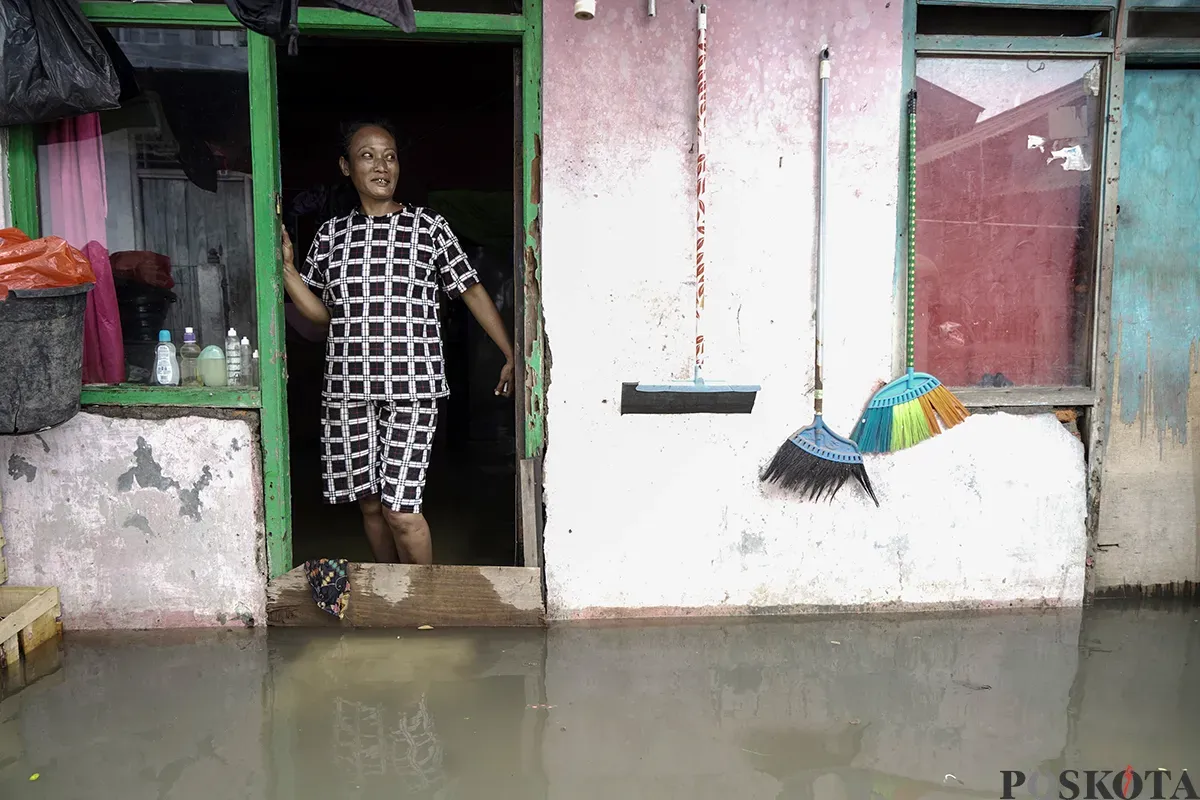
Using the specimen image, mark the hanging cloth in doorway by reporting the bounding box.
[333,0,416,33]
[223,0,300,54]
[43,113,126,384]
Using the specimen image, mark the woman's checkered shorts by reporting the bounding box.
[319,398,439,514]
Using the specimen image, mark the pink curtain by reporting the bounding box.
[44,113,125,384]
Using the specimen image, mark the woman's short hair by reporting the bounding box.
[340,119,400,158]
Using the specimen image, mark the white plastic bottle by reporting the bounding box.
[239,336,252,384]
[225,327,242,386]
[250,350,260,386]
[154,329,180,386]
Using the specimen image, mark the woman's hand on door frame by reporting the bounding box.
[281,226,298,278]
[496,359,515,398]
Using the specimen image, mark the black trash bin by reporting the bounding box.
[0,283,94,434]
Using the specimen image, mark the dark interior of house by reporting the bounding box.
[277,36,518,567]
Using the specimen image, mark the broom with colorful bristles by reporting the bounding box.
[851,90,968,454]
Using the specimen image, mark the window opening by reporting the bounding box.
[913,56,1103,388]
[35,25,257,388]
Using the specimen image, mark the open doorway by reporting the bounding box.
[278,37,518,568]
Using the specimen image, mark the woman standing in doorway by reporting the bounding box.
[281,120,514,565]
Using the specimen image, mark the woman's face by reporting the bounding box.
[340,126,399,203]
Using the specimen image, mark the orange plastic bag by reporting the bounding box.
[0,227,96,300]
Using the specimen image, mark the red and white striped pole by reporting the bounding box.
[693,3,708,384]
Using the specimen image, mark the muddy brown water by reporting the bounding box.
[1,605,1197,799]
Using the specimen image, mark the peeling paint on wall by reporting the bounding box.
[123,513,155,537]
[117,436,179,492]
[116,436,214,521]
[1111,70,1200,448]
[179,466,214,522]
[7,453,36,482]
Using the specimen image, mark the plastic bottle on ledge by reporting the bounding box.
[225,327,242,386]
[250,350,260,386]
[198,346,226,387]
[240,336,252,385]
[153,330,179,386]
[180,327,202,387]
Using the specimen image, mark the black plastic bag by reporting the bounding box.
[92,24,140,104]
[224,0,300,54]
[0,0,121,127]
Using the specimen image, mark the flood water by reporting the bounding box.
[1,605,1197,799]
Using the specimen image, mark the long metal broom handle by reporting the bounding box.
[814,48,830,415]
[693,4,708,383]
[906,90,917,371]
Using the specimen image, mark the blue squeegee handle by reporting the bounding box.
[814,48,830,415]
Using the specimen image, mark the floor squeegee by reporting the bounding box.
[620,4,760,415]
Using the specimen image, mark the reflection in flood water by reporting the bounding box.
[0,606,1197,799]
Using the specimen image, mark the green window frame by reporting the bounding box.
[5,1,545,579]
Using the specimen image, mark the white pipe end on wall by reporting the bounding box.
[574,0,595,20]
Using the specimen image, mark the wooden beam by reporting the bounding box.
[519,458,543,568]
[0,588,45,617]
[952,387,1097,407]
[0,588,59,639]
[0,634,17,671]
[0,588,60,669]
[267,563,544,627]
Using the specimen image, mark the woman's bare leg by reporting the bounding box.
[358,495,400,563]
[382,509,433,565]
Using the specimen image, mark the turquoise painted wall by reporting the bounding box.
[1111,69,1200,447]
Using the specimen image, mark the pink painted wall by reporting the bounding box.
[539,0,1088,616]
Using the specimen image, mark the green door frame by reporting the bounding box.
[7,2,545,579]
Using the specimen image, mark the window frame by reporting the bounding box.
[902,0,1120,408]
[903,3,1200,413]
[5,1,545,580]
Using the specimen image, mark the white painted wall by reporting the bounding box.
[540,0,1088,616]
[0,412,266,628]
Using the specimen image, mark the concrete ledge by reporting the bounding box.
[267,563,545,627]
[552,596,1079,622]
